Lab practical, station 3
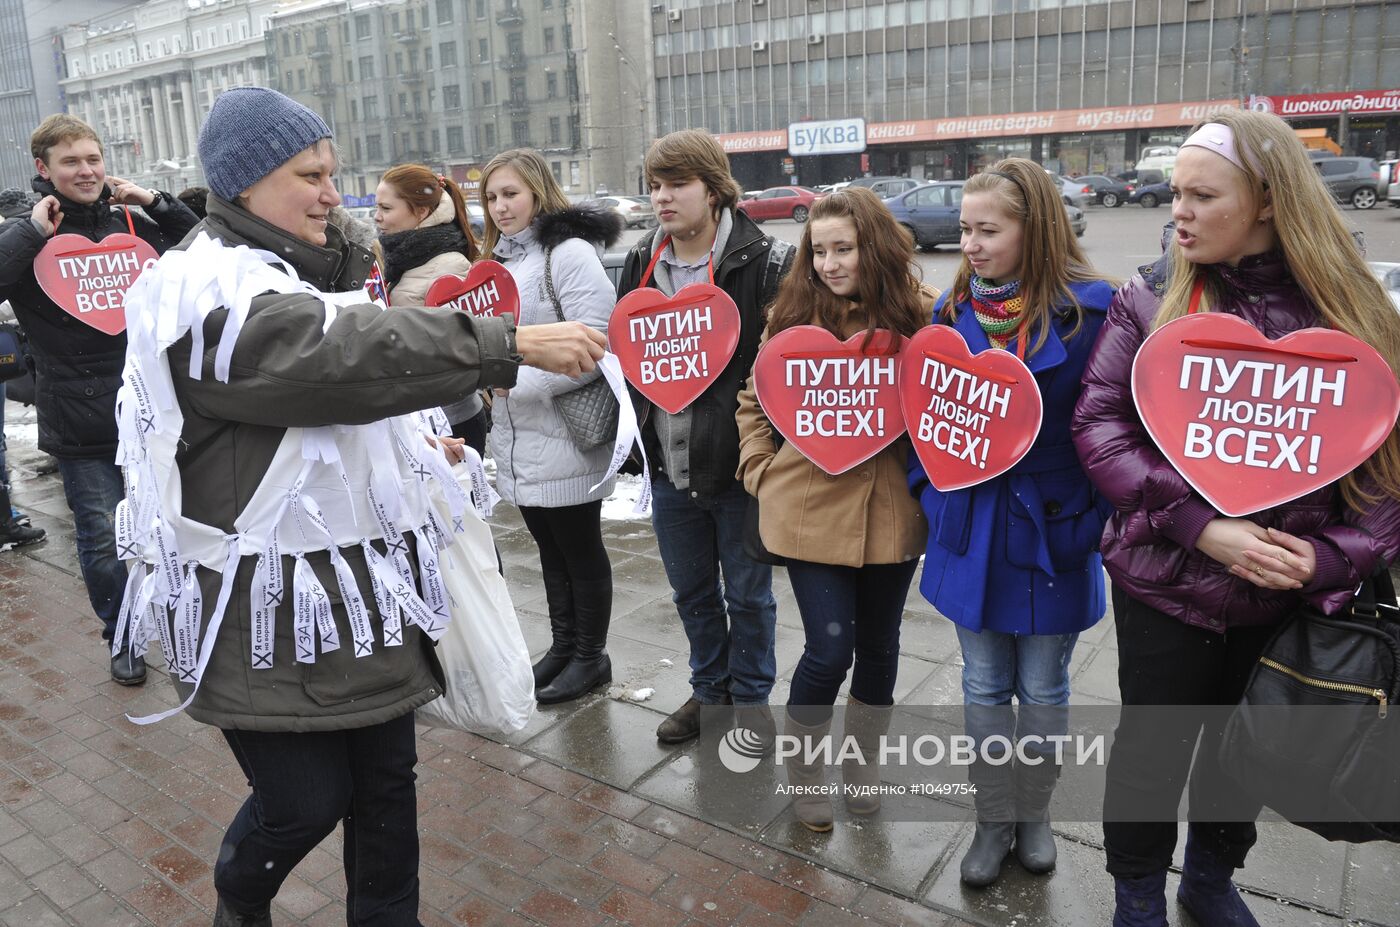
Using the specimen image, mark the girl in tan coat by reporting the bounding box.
[736,187,935,832]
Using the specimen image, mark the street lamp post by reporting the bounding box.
[608,32,648,194]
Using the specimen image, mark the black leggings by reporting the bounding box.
[1102,586,1277,878]
[519,501,612,646]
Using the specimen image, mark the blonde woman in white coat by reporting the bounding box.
[375,164,489,453]
[481,148,624,704]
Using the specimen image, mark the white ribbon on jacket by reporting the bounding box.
[114,232,479,725]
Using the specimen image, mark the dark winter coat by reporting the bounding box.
[0,177,198,457]
[1072,252,1400,630]
[615,208,795,502]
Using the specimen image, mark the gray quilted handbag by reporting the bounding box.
[543,247,619,449]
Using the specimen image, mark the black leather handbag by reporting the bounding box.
[1218,567,1400,843]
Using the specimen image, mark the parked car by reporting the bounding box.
[1047,172,1093,208]
[1314,156,1383,209]
[593,195,655,228]
[884,181,1085,250]
[466,201,486,237]
[1371,262,1400,311]
[848,176,923,198]
[1076,174,1133,207]
[1129,180,1173,208]
[736,185,826,223]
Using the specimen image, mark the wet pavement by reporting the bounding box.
[2,397,1398,926]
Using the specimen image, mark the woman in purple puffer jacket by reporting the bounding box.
[1072,109,1400,927]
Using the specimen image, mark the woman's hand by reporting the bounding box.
[423,433,468,465]
[1195,518,1311,590]
[516,321,607,377]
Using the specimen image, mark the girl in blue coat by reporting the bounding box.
[908,158,1115,887]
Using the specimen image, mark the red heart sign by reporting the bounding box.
[424,260,519,319]
[753,325,906,476]
[33,233,158,336]
[1132,313,1400,517]
[609,283,740,414]
[900,325,1043,491]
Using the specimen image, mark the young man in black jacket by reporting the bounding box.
[0,115,198,684]
[614,130,793,745]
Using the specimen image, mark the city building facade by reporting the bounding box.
[265,0,652,201]
[55,0,281,193]
[0,0,130,190]
[647,0,1400,189]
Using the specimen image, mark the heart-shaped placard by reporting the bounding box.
[424,260,519,319]
[1132,313,1400,516]
[900,325,1043,491]
[753,325,906,475]
[34,233,158,336]
[609,283,740,414]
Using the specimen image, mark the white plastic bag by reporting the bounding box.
[415,474,535,734]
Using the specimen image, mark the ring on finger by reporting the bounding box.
[1254,565,1265,576]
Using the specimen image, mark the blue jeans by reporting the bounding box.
[650,475,777,706]
[786,558,919,725]
[57,457,127,642]
[955,624,1078,756]
[218,713,421,925]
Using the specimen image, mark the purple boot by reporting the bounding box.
[1113,871,1167,927]
[1176,826,1260,927]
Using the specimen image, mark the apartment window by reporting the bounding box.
[366,134,382,160]
[481,80,493,103]
[193,33,200,50]
[356,14,371,39]
[478,38,488,61]
[509,76,525,102]
[569,161,580,186]
[364,96,379,118]
[282,34,290,55]
[551,161,562,183]
[543,27,554,53]
[159,40,167,55]
[412,91,422,114]
[512,120,529,145]
[447,125,464,153]
[103,52,111,69]
[298,69,307,90]
[440,41,456,68]
[345,60,354,81]
[549,116,560,145]
[223,26,231,43]
[444,84,461,109]
[432,128,441,151]
[285,70,293,88]
[425,48,433,70]
[395,52,404,74]
[484,123,496,148]
[569,115,580,148]
[398,93,407,114]
[351,99,359,120]
[144,42,152,57]
[391,11,401,32]
[475,0,485,18]
[116,50,124,66]
[239,22,248,40]
[354,138,362,161]
[409,49,419,72]
[406,9,415,31]
[294,32,302,53]
[436,0,452,23]
[546,72,557,98]
[507,32,523,57]
[542,0,551,8]
[400,133,410,155]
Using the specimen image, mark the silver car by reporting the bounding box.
[1047,171,1093,209]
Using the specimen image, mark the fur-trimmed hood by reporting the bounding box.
[535,201,624,250]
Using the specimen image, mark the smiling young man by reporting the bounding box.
[0,114,197,685]
[615,130,794,746]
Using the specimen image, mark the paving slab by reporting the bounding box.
[521,696,675,790]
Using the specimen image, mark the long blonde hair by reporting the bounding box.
[947,158,1107,356]
[478,148,570,254]
[1155,109,1400,508]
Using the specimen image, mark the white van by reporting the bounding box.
[1136,145,1179,181]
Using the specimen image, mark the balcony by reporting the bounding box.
[312,82,335,97]
[505,98,530,115]
[497,54,526,70]
[496,2,523,25]
[400,72,423,83]
[309,43,332,58]
[393,30,418,43]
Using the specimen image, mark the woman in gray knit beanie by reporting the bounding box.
[176,87,606,927]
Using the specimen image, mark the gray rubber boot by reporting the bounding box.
[1014,757,1061,874]
[960,758,1016,887]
